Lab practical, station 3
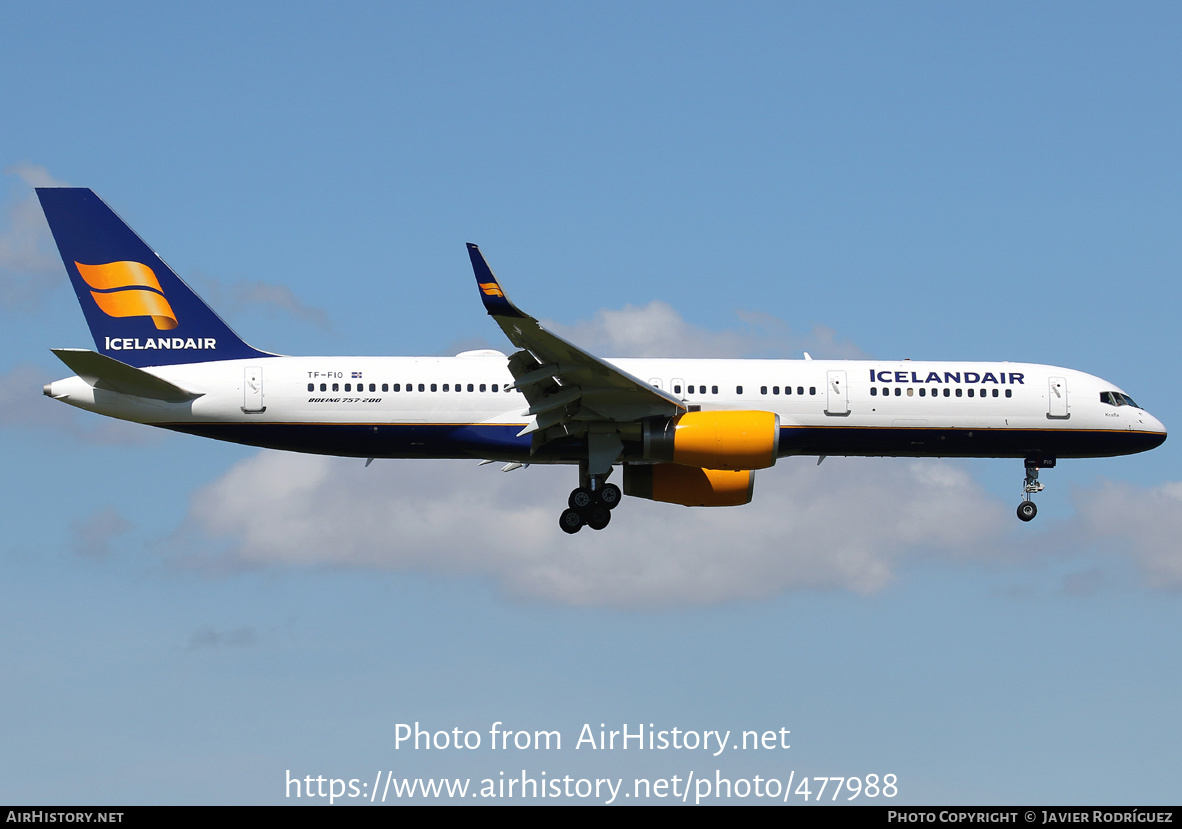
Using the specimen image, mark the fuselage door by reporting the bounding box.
[825,370,849,416]
[1048,376,1069,418]
[243,366,265,413]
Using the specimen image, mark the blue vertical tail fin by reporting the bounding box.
[37,188,274,367]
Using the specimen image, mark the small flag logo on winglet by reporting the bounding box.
[75,260,178,330]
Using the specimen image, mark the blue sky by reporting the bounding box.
[2,1,1181,804]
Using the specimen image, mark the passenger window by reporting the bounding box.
[773,386,780,395]
[761,386,768,395]
[919,388,925,397]
[492,384,499,392]
[1005,389,1012,398]
[992,389,998,398]
[673,385,682,394]
[332,383,339,392]
[871,387,878,396]
[307,383,314,392]
[711,385,718,395]
[700,386,706,394]
[320,383,327,392]
[894,387,901,397]
[785,386,792,395]
[968,389,974,397]
[430,384,437,392]
[736,386,743,394]
[345,383,351,392]
[907,388,914,396]
[955,388,962,397]
[799,387,806,395]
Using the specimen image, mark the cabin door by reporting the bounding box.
[825,370,849,415]
[243,366,265,413]
[1048,376,1069,418]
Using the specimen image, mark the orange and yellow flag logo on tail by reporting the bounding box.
[479,282,505,298]
[75,261,178,330]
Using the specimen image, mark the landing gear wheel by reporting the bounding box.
[598,483,622,509]
[1017,501,1037,522]
[559,508,584,534]
[587,506,612,531]
[568,488,594,510]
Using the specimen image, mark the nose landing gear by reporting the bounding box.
[1017,455,1054,522]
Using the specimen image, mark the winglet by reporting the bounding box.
[467,243,525,318]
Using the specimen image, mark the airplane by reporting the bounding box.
[38,188,1167,533]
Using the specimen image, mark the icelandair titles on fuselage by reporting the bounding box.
[869,369,1025,385]
[104,336,217,351]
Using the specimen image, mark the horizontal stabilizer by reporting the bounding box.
[51,348,202,402]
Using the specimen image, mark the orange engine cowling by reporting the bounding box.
[643,410,780,470]
[623,464,754,507]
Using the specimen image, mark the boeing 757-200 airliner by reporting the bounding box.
[38,188,1166,533]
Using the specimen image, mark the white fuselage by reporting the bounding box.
[46,352,1167,464]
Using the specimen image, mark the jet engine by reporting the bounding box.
[623,463,755,507]
[642,410,780,470]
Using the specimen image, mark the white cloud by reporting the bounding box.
[546,300,866,359]
[0,163,68,308]
[194,275,331,330]
[1072,480,1182,590]
[172,450,1008,606]
[70,507,132,558]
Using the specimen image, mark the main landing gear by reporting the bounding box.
[559,478,622,534]
[1017,455,1055,522]
[559,432,625,534]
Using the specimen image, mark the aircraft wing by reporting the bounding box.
[466,244,685,449]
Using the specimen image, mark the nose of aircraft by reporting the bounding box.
[1139,410,1167,447]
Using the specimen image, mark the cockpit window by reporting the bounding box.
[1100,391,1139,408]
